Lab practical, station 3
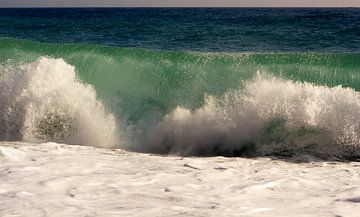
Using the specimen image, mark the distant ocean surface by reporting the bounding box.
[1,8,360,51]
[1,8,360,158]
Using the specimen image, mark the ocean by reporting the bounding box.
[1,8,360,158]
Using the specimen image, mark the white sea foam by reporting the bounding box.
[144,74,360,157]
[2,142,360,217]
[0,57,119,147]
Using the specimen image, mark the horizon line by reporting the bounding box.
[0,6,360,9]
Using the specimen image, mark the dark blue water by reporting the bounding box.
[1,8,360,52]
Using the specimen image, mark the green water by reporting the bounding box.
[2,38,360,126]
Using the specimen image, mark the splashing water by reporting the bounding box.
[0,57,120,147]
[144,75,360,158]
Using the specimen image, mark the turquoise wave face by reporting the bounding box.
[2,38,360,158]
[2,38,360,125]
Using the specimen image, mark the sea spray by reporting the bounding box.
[143,74,360,157]
[0,57,120,147]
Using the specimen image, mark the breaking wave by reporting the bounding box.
[1,38,360,158]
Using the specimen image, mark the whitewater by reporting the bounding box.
[2,39,360,216]
[1,142,360,217]
[1,57,360,217]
